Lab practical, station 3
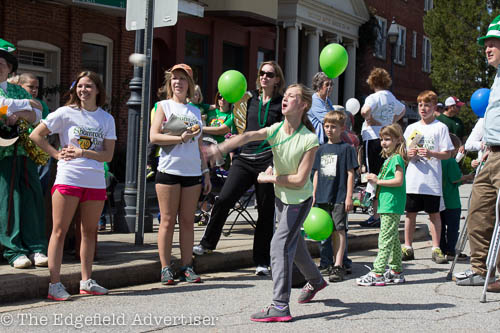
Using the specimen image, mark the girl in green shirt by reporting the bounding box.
[358,123,408,286]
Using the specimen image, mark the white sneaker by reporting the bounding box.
[80,279,109,295]
[193,244,212,256]
[255,265,270,276]
[30,253,48,267]
[13,255,32,269]
[48,282,71,301]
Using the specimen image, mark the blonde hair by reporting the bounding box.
[19,72,37,85]
[366,67,392,90]
[324,110,346,127]
[417,90,438,105]
[287,83,315,133]
[158,68,195,101]
[256,60,286,97]
[379,123,408,164]
[189,84,203,104]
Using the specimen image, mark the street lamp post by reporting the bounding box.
[387,18,399,91]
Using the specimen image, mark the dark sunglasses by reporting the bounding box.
[217,95,224,100]
[259,71,276,78]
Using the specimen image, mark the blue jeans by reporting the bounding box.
[439,208,461,254]
[319,228,352,268]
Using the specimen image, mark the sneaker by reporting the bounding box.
[250,304,292,322]
[161,266,175,285]
[344,265,353,275]
[456,272,495,286]
[180,266,201,283]
[356,271,386,286]
[80,279,108,295]
[29,253,48,267]
[13,255,32,269]
[431,248,448,264]
[454,268,475,280]
[384,269,406,284]
[47,282,71,301]
[401,247,415,261]
[328,266,345,282]
[297,279,327,303]
[255,265,270,276]
[318,264,333,275]
[359,216,380,228]
[193,244,212,256]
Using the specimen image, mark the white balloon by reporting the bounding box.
[345,98,360,115]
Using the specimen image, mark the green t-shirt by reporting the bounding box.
[189,102,211,115]
[205,108,234,143]
[441,158,462,209]
[267,122,319,204]
[377,154,406,215]
[437,113,465,139]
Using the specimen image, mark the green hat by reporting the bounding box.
[478,15,500,46]
[0,38,18,73]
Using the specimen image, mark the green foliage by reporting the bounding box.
[424,0,500,133]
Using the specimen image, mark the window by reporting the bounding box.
[185,32,208,94]
[81,33,113,103]
[424,0,434,11]
[257,49,274,70]
[373,16,387,59]
[395,26,406,65]
[412,31,417,58]
[18,50,47,67]
[223,42,246,74]
[423,36,432,73]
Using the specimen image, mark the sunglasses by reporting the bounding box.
[259,71,276,78]
[217,95,224,101]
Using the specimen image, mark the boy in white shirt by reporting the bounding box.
[402,90,454,264]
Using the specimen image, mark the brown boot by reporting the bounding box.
[487,279,500,293]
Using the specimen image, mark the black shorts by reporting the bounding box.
[155,171,202,187]
[405,193,441,214]
[364,139,383,174]
[317,203,347,231]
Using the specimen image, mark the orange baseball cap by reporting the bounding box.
[169,63,193,79]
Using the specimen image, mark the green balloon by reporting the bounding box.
[303,207,334,241]
[217,70,247,103]
[319,43,348,79]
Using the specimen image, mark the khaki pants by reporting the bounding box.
[467,150,500,276]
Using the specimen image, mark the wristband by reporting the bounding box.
[202,168,210,174]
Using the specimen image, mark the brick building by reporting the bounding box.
[357,0,433,122]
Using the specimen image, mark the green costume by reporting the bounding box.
[0,83,47,265]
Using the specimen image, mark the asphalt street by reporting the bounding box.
[1,239,499,332]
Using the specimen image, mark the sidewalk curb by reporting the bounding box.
[0,224,429,304]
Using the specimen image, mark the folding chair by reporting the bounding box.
[223,187,256,237]
[480,191,500,303]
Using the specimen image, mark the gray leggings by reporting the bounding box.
[272,197,323,306]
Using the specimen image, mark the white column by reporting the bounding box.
[305,28,322,87]
[343,40,357,104]
[326,34,341,104]
[284,22,301,86]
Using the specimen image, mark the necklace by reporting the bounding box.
[258,94,271,128]
[255,121,303,153]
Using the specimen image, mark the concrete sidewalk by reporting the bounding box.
[1,184,473,304]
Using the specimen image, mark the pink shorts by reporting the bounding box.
[51,184,107,202]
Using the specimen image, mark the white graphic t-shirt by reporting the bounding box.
[42,106,116,189]
[403,120,454,196]
[361,90,405,140]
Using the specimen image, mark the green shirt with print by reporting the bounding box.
[441,158,462,209]
[377,154,406,215]
[205,108,235,143]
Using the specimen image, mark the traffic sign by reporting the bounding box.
[126,0,178,31]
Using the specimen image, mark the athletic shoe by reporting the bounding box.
[13,255,32,269]
[344,264,353,275]
[356,271,386,286]
[401,247,415,261]
[454,268,475,280]
[180,266,201,283]
[161,266,175,285]
[297,279,327,303]
[318,264,333,275]
[359,216,380,228]
[384,269,406,284]
[47,282,71,301]
[328,266,345,282]
[456,272,494,286]
[431,248,448,264]
[250,304,292,322]
[255,265,270,276]
[30,253,48,267]
[80,279,108,295]
[193,244,212,255]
